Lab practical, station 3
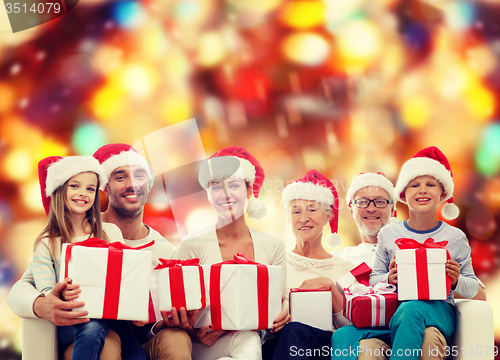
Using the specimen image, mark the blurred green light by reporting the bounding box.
[475,123,500,176]
[72,122,107,155]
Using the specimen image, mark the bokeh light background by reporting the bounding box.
[1,0,500,358]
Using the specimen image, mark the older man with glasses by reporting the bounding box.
[331,172,396,268]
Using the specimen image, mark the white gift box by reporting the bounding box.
[61,241,152,321]
[156,263,206,311]
[194,263,282,330]
[289,289,333,331]
[396,248,450,300]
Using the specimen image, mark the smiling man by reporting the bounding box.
[94,143,194,360]
[331,172,396,268]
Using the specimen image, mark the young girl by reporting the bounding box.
[32,155,124,360]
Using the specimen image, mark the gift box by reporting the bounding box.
[395,238,452,301]
[343,283,399,328]
[289,288,333,331]
[194,254,282,330]
[61,238,152,321]
[336,262,371,293]
[155,258,207,312]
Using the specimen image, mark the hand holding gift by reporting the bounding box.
[152,307,200,334]
[61,277,81,301]
[270,309,290,334]
[388,258,398,285]
[446,259,460,287]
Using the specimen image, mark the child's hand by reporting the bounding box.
[388,258,398,285]
[446,259,460,287]
[61,278,81,301]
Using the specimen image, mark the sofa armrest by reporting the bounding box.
[449,299,494,360]
[22,318,58,360]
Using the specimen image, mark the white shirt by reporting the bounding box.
[331,242,378,268]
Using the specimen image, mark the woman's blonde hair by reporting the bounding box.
[34,173,108,256]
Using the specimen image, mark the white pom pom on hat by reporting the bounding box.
[282,169,341,248]
[394,146,459,220]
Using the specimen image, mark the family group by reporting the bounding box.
[8,143,483,360]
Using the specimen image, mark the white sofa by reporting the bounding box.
[21,299,494,360]
[449,299,495,360]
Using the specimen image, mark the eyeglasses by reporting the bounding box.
[352,198,392,209]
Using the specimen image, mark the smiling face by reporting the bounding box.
[105,165,150,219]
[352,186,393,239]
[402,175,445,213]
[65,172,98,217]
[207,177,251,221]
[289,199,331,245]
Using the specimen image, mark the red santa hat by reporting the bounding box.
[39,155,104,215]
[93,143,154,190]
[394,146,459,220]
[346,172,398,221]
[282,169,341,248]
[198,146,267,219]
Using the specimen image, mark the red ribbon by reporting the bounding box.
[289,287,331,292]
[154,258,201,269]
[209,253,269,330]
[64,238,154,319]
[395,238,452,300]
[154,258,207,310]
[350,262,371,286]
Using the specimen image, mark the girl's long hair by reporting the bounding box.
[34,174,109,256]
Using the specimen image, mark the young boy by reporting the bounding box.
[331,146,479,360]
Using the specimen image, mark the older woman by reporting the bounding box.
[263,169,354,360]
[176,146,288,360]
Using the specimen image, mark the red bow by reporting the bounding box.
[154,258,201,270]
[395,238,448,250]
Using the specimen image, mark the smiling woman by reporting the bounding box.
[176,146,288,360]
[262,169,354,360]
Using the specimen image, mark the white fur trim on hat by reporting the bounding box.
[346,173,396,205]
[198,156,256,189]
[46,156,104,197]
[101,151,154,189]
[246,197,267,219]
[282,181,334,209]
[395,157,454,204]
